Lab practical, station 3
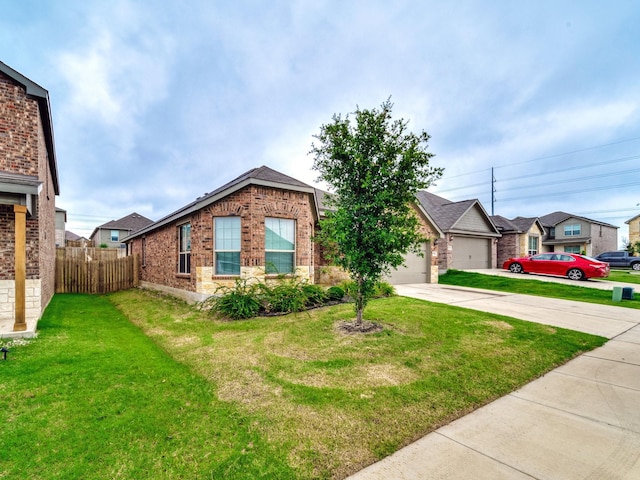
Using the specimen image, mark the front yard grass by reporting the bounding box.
[440,270,640,308]
[2,290,606,479]
[602,269,640,285]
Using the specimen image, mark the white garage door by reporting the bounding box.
[452,237,491,269]
[385,242,430,284]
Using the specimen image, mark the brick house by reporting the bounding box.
[1,61,59,337]
[491,215,545,266]
[125,166,321,302]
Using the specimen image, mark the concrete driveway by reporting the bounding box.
[348,273,640,479]
[393,282,639,338]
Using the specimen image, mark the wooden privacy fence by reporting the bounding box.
[55,248,140,294]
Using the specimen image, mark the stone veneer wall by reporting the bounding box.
[0,279,41,336]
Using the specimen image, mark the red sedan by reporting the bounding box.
[502,253,610,281]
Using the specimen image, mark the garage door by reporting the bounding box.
[452,237,491,269]
[385,242,430,284]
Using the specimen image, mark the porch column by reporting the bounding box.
[13,204,27,332]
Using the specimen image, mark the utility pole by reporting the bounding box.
[491,167,496,216]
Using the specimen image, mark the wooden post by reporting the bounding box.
[13,205,27,332]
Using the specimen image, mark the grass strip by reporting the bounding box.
[440,270,640,308]
[0,294,295,480]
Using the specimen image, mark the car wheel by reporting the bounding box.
[567,268,584,280]
[509,263,523,274]
[632,262,640,271]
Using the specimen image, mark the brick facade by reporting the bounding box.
[130,184,317,300]
[0,68,58,335]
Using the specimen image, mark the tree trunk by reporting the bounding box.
[356,306,363,326]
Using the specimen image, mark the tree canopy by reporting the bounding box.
[310,100,443,326]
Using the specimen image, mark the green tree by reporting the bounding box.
[311,100,443,327]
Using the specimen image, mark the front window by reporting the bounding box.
[215,217,241,275]
[265,218,295,274]
[111,230,119,242]
[564,224,581,236]
[564,245,580,254]
[528,236,539,256]
[178,223,191,274]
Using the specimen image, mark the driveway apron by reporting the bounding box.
[349,280,640,480]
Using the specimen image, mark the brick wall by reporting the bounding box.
[0,70,57,327]
[497,233,519,266]
[37,114,56,312]
[0,73,41,176]
[131,184,317,296]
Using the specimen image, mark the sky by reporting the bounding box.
[2,0,639,245]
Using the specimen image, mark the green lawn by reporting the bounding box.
[1,290,606,479]
[602,269,640,284]
[440,270,639,308]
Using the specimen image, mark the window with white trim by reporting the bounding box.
[111,230,119,242]
[527,236,539,255]
[564,224,581,236]
[215,217,241,275]
[178,223,191,274]
[265,218,295,274]
[564,245,580,254]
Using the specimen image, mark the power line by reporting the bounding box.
[439,135,640,180]
[437,153,640,194]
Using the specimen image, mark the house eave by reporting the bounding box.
[542,237,592,245]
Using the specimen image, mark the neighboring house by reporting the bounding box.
[415,191,501,272]
[125,166,320,302]
[315,188,442,285]
[90,212,154,249]
[539,211,618,256]
[626,213,640,247]
[65,230,88,247]
[0,60,60,337]
[55,207,66,247]
[491,215,545,266]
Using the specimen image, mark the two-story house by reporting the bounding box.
[90,212,154,250]
[539,211,617,256]
[1,61,59,337]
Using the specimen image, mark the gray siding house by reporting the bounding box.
[539,211,617,256]
[90,212,154,249]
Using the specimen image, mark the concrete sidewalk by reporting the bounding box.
[348,283,640,480]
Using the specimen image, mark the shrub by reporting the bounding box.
[326,286,345,301]
[302,284,328,307]
[374,281,396,297]
[259,278,309,314]
[203,279,261,320]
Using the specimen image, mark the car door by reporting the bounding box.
[526,253,554,274]
[554,254,576,275]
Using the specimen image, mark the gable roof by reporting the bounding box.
[416,191,500,236]
[0,61,59,195]
[491,215,545,234]
[626,213,640,224]
[90,212,154,240]
[539,211,618,229]
[126,166,317,241]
